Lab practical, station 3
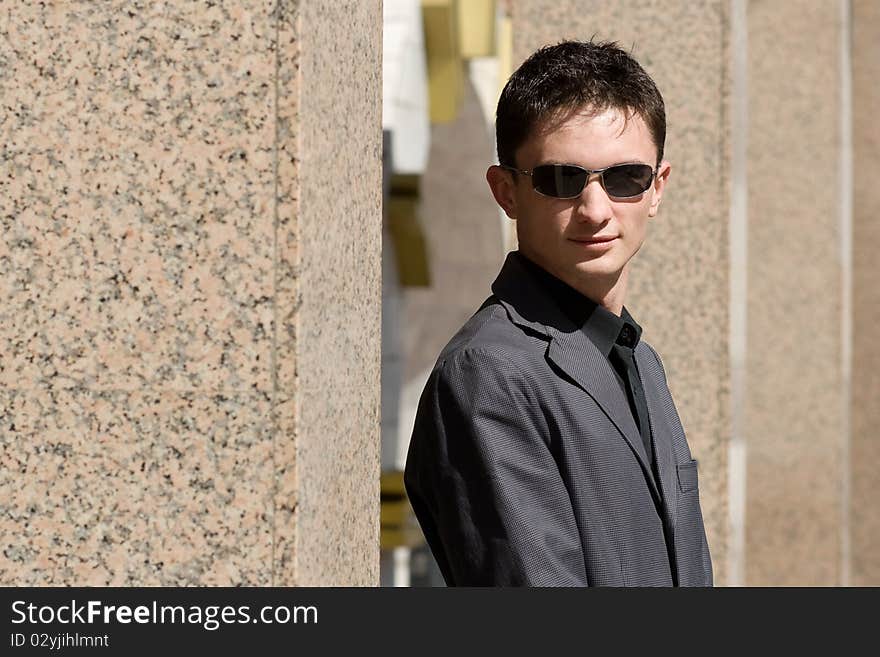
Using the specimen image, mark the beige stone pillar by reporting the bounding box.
[513,1,732,584]
[851,0,880,587]
[0,1,381,585]
[744,0,847,586]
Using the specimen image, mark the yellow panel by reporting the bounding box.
[380,468,425,548]
[458,0,496,58]
[388,175,431,287]
[422,0,463,123]
[381,470,407,496]
[381,500,411,527]
[497,13,513,99]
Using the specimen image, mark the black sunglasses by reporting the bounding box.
[501,162,657,199]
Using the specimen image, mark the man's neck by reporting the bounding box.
[521,251,629,317]
[575,269,628,317]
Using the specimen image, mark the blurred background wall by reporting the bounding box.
[380,0,880,586]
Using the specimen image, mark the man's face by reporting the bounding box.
[488,106,670,297]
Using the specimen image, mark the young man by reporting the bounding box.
[404,40,713,586]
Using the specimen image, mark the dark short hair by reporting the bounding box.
[496,40,666,169]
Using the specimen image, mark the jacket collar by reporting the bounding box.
[490,251,663,500]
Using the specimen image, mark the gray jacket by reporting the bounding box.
[404,251,713,586]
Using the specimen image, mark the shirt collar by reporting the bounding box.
[514,251,643,357]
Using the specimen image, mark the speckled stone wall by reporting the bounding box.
[0,1,381,585]
[851,0,880,587]
[289,0,382,586]
[745,0,844,586]
[513,1,731,584]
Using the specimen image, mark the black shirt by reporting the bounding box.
[515,252,655,468]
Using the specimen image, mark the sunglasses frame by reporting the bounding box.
[501,162,658,200]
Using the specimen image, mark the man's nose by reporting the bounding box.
[576,173,613,223]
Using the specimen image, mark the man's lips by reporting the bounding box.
[570,236,618,243]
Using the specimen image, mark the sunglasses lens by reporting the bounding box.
[602,164,654,197]
[531,165,588,198]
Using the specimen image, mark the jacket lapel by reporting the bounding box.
[635,343,680,530]
[491,252,662,501]
[545,333,661,501]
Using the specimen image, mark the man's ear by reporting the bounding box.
[648,160,671,218]
[486,165,518,220]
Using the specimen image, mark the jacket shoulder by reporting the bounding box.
[435,298,545,371]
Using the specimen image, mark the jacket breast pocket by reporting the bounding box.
[676,459,699,493]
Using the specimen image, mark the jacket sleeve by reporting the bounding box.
[404,348,589,586]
